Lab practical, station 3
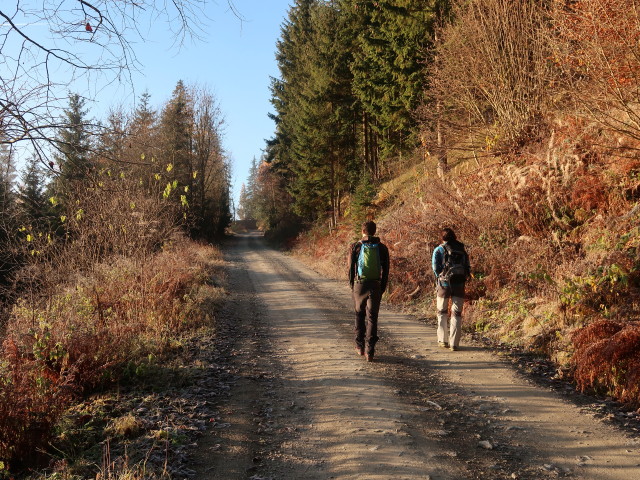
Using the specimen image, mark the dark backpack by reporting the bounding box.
[357,242,381,281]
[440,243,467,283]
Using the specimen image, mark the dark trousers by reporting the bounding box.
[352,281,382,355]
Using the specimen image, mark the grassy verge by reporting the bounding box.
[0,240,225,475]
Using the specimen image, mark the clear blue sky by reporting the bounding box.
[86,0,293,211]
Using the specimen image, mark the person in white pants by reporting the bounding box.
[431,228,471,351]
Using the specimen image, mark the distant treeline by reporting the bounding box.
[0,81,231,299]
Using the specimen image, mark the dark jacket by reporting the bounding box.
[348,236,390,293]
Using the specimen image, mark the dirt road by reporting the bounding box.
[190,233,640,480]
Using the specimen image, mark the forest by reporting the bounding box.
[240,0,640,412]
[1,0,639,475]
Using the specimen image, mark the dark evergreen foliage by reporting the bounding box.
[17,156,51,228]
[53,93,94,195]
[261,0,442,236]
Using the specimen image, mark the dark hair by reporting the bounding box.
[362,221,377,236]
[442,227,457,242]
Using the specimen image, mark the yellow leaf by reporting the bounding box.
[193,171,198,179]
[26,234,32,242]
[60,216,67,223]
[166,163,173,172]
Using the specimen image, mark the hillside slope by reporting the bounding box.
[292,122,640,408]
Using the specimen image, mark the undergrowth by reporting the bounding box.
[0,240,224,471]
[292,118,640,407]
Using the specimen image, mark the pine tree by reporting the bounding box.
[159,80,194,224]
[53,93,94,194]
[346,0,435,161]
[269,0,359,226]
[17,156,50,227]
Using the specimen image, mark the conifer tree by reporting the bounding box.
[269,0,359,226]
[53,93,94,194]
[17,156,50,227]
[350,167,376,232]
[239,157,260,221]
[0,143,17,285]
[160,81,193,189]
[159,80,194,225]
[346,0,435,161]
[130,92,159,166]
[237,183,249,221]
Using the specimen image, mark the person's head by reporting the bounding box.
[442,227,457,242]
[362,221,377,236]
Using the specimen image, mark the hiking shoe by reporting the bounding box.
[438,342,450,349]
[355,346,365,356]
[365,353,374,362]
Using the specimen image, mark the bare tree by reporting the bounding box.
[424,0,552,153]
[550,0,640,148]
[0,0,237,162]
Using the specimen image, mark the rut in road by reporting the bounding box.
[191,233,640,480]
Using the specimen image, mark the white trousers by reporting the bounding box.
[436,295,464,347]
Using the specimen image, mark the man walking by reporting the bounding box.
[432,227,471,351]
[348,221,390,362]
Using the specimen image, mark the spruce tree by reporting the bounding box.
[269,0,359,225]
[159,80,194,224]
[347,0,435,160]
[53,93,94,194]
[17,156,50,227]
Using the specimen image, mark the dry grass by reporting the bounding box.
[293,116,640,406]
[0,240,224,467]
[572,319,640,405]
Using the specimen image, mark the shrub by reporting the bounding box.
[0,241,222,468]
[560,263,632,317]
[428,0,552,148]
[572,319,640,406]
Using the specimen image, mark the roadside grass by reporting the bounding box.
[292,118,640,407]
[0,240,225,473]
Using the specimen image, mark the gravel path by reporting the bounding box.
[190,232,640,480]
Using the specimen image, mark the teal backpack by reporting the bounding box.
[357,242,381,281]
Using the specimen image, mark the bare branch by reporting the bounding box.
[0,0,212,159]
